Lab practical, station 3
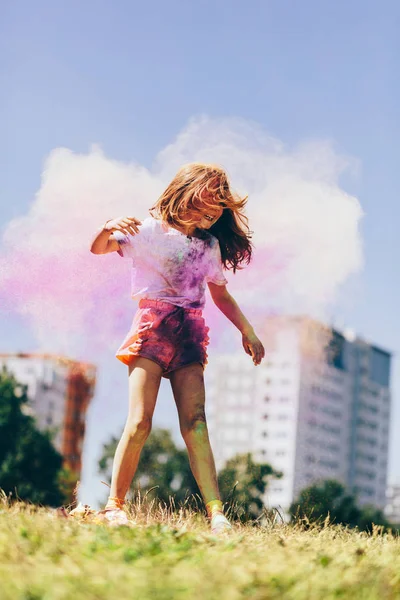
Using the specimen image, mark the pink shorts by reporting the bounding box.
[116,299,210,377]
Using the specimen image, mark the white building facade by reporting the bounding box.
[207,317,392,513]
[385,485,400,524]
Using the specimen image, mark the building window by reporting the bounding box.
[355,486,374,497]
[326,330,346,370]
[319,458,339,469]
[320,423,340,435]
[236,429,249,442]
[238,393,252,407]
[223,430,237,442]
[370,347,391,387]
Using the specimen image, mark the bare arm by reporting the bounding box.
[90,217,142,254]
[208,282,265,365]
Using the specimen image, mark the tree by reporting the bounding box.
[0,366,65,506]
[99,428,200,506]
[290,479,390,531]
[356,504,389,532]
[218,452,282,521]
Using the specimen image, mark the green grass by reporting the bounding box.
[1,497,400,600]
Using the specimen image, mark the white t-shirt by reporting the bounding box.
[113,216,227,309]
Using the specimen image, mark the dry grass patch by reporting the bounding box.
[1,496,400,600]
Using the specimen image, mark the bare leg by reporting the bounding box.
[169,363,220,504]
[108,357,163,502]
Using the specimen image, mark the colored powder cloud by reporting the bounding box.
[0,117,363,359]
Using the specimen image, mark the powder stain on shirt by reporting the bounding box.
[113,217,227,309]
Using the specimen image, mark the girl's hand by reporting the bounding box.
[242,330,265,366]
[104,217,142,236]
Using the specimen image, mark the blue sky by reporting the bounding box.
[1,0,399,503]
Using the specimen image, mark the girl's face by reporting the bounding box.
[184,190,224,231]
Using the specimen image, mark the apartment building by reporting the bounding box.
[207,317,391,513]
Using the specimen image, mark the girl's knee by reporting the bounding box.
[124,415,152,440]
[181,411,208,441]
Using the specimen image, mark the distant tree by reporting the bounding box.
[218,452,282,521]
[57,466,79,506]
[0,366,66,506]
[356,504,390,532]
[99,428,200,506]
[290,479,390,531]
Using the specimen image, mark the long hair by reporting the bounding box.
[150,163,252,272]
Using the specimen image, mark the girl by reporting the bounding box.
[90,163,265,533]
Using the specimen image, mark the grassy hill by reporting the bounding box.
[1,498,400,600]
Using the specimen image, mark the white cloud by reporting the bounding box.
[0,116,363,357]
